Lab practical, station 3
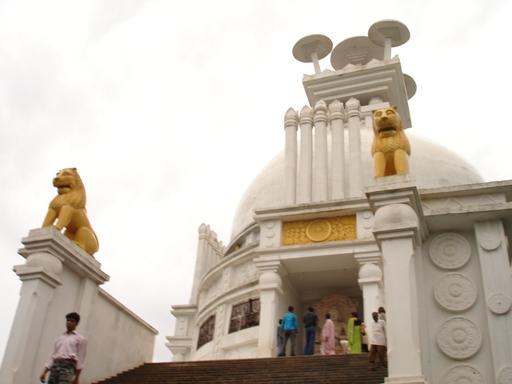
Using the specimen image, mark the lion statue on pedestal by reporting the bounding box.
[42,168,99,256]
[371,106,411,177]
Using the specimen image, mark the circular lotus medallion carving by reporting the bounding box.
[429,233,471,270]
[306,219,332,242]
[437,317,481,360]
[434,273,477,312]
[498,366,512,384]
[442,365,484,384]
[487,292,512,315]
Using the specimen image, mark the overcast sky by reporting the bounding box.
[1,0,511,364]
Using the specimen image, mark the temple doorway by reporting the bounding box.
[309,293,362,355]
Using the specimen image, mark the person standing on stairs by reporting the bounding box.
[276,319,285,357]
[347,312,362,353]
[368,311,387,371]
[278,306,298,356]
[303,307,318,355]
[320,313,336,355]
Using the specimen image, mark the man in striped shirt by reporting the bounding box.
[39,312,87,384]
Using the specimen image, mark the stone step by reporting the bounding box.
[93,354,387,384]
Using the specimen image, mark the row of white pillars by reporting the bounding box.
[284,97,363,205]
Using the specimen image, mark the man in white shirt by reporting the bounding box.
[368,311,386,371]
[39,312,87,384]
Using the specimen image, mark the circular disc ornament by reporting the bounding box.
[498,366,512,384]
[429,233,471,270]
[442,365,484,384]
[434,273,477,312]
[436,317,481,360]
[330,36,384,70]
[293,34,333,63]
[404,74,417,99]
[368,19,410,47]
[306,219,332,242]
[487,292,512,315]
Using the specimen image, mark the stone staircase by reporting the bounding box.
[93,354,387,384]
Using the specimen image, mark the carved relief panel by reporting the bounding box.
[424,232,491,383]
[282,215,356,246]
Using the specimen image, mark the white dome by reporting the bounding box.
[230,129,483,240]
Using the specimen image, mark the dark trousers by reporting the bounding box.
[304,326,316,355]
[279,331,296,356]
[369,345,387,367]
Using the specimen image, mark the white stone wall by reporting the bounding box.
[418,231,494,383]
[83,289,156,383]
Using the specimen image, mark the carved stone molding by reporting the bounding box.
[487,292,512,315]
[442,365,484,384]
[498,366,512,384]
[436,317,481,360]
[261,220,281,248]
[429,233,471,270]
[434,273,477,312]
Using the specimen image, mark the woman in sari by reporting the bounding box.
[321,313,336,355]
[347,312,362,353]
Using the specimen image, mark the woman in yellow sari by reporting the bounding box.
[347,312,362,353]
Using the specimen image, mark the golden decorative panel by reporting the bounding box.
[282,215,357,246]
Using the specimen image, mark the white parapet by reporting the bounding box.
[0,228,157,384]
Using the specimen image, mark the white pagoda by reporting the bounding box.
[167,20,512,384]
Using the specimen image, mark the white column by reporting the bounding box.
[255,259,283,357]
[297,105,313,204]
[474,221,512,381]
[346,97,363,197]
[189,224,209,304]
[284,108,298,205]
[329,100,345,200]
[313,100,328,202]
[0,253,62,384]
[358,262,383,345]
[373,204,427,384]
[166,305,197,362]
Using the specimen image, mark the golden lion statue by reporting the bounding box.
[42,168,99,256]
[371,106,411,177]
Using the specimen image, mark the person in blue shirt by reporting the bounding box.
[278,306,298,356]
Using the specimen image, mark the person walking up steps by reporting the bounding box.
[369,311,387,370]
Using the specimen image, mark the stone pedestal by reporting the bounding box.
[0,228,109,384]
[255,258,283,357]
